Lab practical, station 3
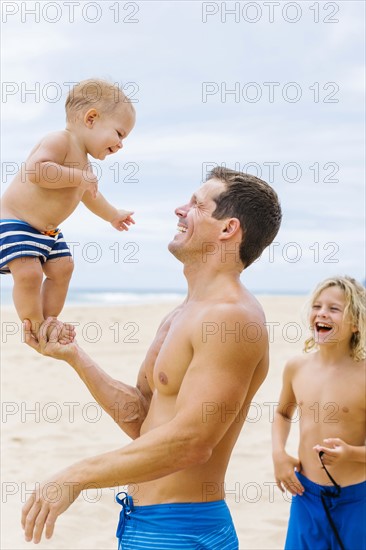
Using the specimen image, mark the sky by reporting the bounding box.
[1,0,365,294]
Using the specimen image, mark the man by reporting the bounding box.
[22,168,282,548]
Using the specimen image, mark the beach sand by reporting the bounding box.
[1,295,306,549]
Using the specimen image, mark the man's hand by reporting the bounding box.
[23,318,77,362]
[273,451,304,496]
[21,471,82,543]
[313,438,352,466]
[110,210,135,231]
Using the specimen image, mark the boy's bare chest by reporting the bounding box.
[293,367,365,423]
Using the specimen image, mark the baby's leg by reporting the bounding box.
[41,256,74,343]
[41,256,74,317]
[8,257,44,337]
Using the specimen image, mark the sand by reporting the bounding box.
[1,295,306,549]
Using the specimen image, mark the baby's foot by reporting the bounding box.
[41,318,76,345]
[58,322,76,345]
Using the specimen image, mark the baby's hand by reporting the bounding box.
[81,170,98,199]
[110,210,135,231]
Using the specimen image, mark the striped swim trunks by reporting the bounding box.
[0,219,72,274]
[116,493,239,549]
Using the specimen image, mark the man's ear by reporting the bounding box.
[219,218,241,240]
[84,108,99,128]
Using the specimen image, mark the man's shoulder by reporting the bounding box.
[189,298,268,361]
[195,292,265,325]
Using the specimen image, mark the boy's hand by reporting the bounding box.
[313,438,351,466]
[110,210,135,231]
[273,452,304,495]
[81,170,98,199]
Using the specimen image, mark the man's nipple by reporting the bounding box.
[159,372,168,385]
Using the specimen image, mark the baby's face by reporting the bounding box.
[86,103,135,160]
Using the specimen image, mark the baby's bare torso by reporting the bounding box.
[1,131,89,231]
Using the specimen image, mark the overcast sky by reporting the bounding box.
[1,1,365,293]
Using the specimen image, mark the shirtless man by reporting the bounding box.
[22,168,282,548]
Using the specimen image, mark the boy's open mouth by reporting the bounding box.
[315,322,333,333]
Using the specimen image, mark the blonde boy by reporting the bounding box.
[272,276,366,550]
[0,79,136,341]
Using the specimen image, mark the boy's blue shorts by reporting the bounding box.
[0,219,71,274]
[285,472,366,550]
[116,493,239,549]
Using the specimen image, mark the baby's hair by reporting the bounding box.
[304,275,366,361]
[65,79,133,122]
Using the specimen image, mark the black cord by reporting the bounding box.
[318,451,346,550]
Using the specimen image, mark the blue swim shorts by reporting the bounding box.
[116,493,239,549]
[0,219,72,274]
[285,472,366,550]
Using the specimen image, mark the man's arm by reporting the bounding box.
[69,346,152,439]
[272,358,304,495]
[22,305,264,542]
[24,319,151,439]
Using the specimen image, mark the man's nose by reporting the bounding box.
[175,204,189,217]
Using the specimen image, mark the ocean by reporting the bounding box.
[0,286,187,307]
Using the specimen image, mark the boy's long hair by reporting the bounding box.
[304,276,366,361]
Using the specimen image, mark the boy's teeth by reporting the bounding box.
[177,226,187,233]
[316,322,332,330]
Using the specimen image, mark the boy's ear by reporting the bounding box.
[219,218,241,240]
[84,108,99,128]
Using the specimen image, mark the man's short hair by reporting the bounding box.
[208,167,282,268]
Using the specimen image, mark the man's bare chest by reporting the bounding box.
[144,310,194,396]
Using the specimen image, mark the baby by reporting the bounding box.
[0,79,136,342]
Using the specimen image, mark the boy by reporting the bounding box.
[272,276,366,550]
[0,79,136,342]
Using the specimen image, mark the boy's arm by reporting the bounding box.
[272,359,304,495]
[25,133,97,196]
[81,191,135,229]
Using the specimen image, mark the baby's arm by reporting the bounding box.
[82,191,135,231]
[313,438,366,466]
[26,133,97,196]
[272,359,304,495]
